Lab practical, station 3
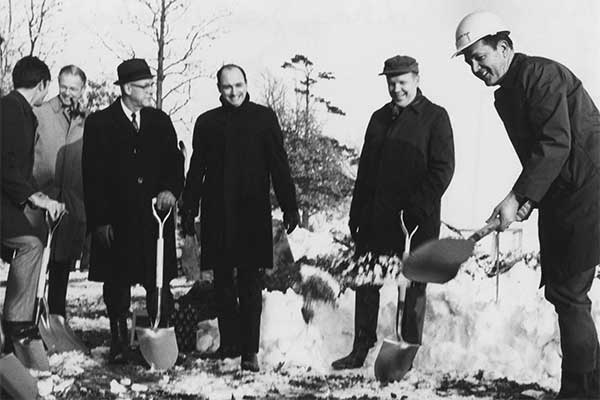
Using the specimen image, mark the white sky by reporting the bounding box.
[46,0,600,233]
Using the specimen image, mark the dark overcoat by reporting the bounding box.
[494,53,600,284]
[1,91,39,239]
[33,96,87,263]
[82,99,184,286]
[181,95,298,270]
[350,90,455,255]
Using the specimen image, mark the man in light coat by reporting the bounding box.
[33,65,88,317]
[454,11,600,398]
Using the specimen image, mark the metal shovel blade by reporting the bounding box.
[12,337,50,371]
[402,238,474,283]
[0,353,39,399]
[39,313,89,355]
[136,327,178,370]
[374,339,419,383]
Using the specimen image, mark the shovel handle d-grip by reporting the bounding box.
[468,218,501,242]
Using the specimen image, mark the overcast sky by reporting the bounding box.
[44,0,600,238]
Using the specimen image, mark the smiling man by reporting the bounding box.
[181,64,299,372]
[33,65,88,319]
[82,58,183,364]
[454,11,600,398]
[332,55,454,374]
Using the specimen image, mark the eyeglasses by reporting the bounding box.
[129,82,155,90]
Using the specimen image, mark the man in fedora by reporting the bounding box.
[331,55,454,373]
[82,58,184,363]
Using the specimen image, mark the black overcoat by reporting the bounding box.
[82,99,184,286]
[1,91,39,239]
[494,53,600,284]
[182,95,298,270]
[350,90,455,255]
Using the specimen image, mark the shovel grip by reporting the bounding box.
[156,237,164,289]
[468,219,501,242]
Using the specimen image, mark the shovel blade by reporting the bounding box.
[39,314,89,355]
[13,337,50,371]
[374,339,419,383]
[0,353,39,399]
[402,238,474,283]
[136,327,178,370]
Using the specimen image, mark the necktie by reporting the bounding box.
[131,112,139,132]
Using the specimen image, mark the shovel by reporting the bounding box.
[402,219,501,283]
[136,198,179,370]
[374,211,421,383]
[35,214,89,355]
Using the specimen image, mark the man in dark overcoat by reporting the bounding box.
[454,10,600,398]
[1,56,65,350]
[82,58,184,364]
[33,64,88,317]
[181,64,299,372]
[332,55,455,370]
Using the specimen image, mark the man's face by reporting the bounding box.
[58,73,85,106]
[125,78,154,109]
[463,40,511,86]
[33,80,49,106]
[218,67,247,108]
[386,72,419,107]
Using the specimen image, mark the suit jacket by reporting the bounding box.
[33,96,87,262]
[350,90,455,255]
[494,53,600,283]
[82,98,184,285]
[1,91,39,239]
[182,95,298,270]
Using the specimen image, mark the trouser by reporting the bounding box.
[354,282,427,349]
[2,236,44,322]
[545,267,599,374]
[103,281,174,325]
[214,266,263,354]
[47,261,72,317]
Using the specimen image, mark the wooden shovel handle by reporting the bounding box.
[468,219,501,242]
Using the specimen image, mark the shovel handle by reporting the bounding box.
[468,219,501,242]
[156,237,164,290]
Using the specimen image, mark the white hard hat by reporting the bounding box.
[452,11,510,57]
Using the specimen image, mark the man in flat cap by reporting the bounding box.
[82,58,184,363]
[331,55,455,374]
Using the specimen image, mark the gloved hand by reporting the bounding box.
[283,209,300,234]
[156,190,176,211]
[95,224,114,249]
[181,210,197,237]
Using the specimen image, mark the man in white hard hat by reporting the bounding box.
[454,10,600,399]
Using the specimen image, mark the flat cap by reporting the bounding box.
[379,55,419,76]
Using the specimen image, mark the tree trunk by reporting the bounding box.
[155,0,166,110]
[301,208,310,230]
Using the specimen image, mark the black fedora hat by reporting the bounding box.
[379,55,419,76]
[114,58,154,85]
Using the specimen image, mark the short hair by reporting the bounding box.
[481,31,513,50]
[12,56,51,89]
[59,64,87,85]
[216,64,247,85]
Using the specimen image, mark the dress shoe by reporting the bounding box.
[108,318,129,364]
[331,346,370,370]
[2,321,41,354]
[201,345,240,360]
[241,353,259,372]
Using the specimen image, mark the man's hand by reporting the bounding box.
[95,224,114,249]
[28,192,66,221]
[486,191,520,231]
[156,191,176,211]
[283,209,300,234]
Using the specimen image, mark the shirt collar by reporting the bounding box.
[120,98,140,123]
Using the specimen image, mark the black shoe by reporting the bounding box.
[241,353,259,372]
[331,346,369,370]
[3,321,41,353]
[202,345,240,360]
[108,318,129,364]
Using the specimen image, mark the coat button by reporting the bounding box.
[137,177,143,184]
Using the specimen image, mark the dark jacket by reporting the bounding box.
[350,90,455,255]
[494,53,600,283]
[82,99,184,286]
[1,91,39,239]
[182,95,298,270]
[34,96,87,263]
